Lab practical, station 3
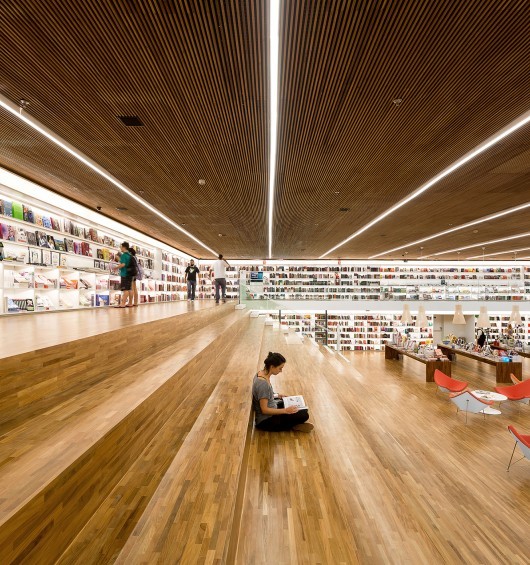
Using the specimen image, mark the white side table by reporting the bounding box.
[473,390,508,415]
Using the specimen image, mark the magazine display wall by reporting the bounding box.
[266,312,434,351]
[197,264,247,300]
[0,190,189,314]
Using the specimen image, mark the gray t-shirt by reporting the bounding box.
[252,374,277,424]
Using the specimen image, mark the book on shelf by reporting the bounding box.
[12,202,24,221]
[16,227,28,243]
[3,200,13,217]
[42,217,52,229]
[27,231,38,246]
[282,395,308,410]
[1,224,16,241]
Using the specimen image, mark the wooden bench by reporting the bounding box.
[0,302,233,435]
[0,308,251,563]
[437,344,522,383]
[385,343,452,382]
[115,317,265,564]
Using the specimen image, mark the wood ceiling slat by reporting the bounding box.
[274,0,529,257]
[0,0,268,257]
[0,1,528,259]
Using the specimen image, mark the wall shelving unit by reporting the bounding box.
[0,186,190,314]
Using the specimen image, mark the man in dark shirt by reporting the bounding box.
[185,259,200,301]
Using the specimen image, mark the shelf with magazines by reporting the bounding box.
[0,180,194,313]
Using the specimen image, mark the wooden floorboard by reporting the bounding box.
[115,317,266,564]
[235,330,530,565]
[0,309,247,563]
[57,314,253,565]
[0,300,224,359]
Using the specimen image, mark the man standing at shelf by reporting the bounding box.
[210,254,230,304]
[185,259,200,301]
[116,241,133,308]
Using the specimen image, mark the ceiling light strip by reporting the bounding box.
[268,0,280,259]
[429,231,530,257]
[369,201,530,259]
[466,246,530,260]
[0,94,218,257]
[319,109,530,259]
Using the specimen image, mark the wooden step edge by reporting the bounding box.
[114,318,266,564]
[0,313,252,564]
[55,315,253,565]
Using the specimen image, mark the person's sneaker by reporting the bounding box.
[292,422,314,432]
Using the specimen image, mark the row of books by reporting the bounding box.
[0,198,155,258]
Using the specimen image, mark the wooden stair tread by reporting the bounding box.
[0,310,246,525]
[115,317,265,564]
[57,318,264,564]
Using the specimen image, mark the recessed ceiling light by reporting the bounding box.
[218,233,226,237]
[198,179,206,185]
[393,98,403,106]
[334,191,340,194]
[116,207,128,211]
[473,229,479,233]
[339,207,350,212]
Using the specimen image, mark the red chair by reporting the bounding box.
[495,378,530,405]
[510,373,521,384]
[434,369,468,394]
[507,426,530,471]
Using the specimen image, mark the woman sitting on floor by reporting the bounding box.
[252,352,313,432]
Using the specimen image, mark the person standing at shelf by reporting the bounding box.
[210,253,229,304]
[129,248,143,307]
[252,352,313,432]
[185,259,200,301]
[116,242,134,308]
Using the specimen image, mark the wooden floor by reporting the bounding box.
[1,311,529,564]
[234,335,530,564]
[0,300,219,358]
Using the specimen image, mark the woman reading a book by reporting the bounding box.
[252,352,313,432]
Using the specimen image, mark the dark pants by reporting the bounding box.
[256,409,309,432]
[214,278,227,302]
[187,280,196,299]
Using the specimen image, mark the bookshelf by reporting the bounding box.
[0,188,192,314]
[266,311,433,351]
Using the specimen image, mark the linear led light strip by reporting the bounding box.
[0,93,218,257]
[427,231,530,257]
[268,0,280,259]
[467,246,530,260]
[369,201,530,259]
[319,109,530,259]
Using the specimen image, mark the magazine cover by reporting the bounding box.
[27,231,38,246]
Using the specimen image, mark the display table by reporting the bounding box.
[490,344,530,359]
[472,390,508,415]
[437,344,522,384]
[385,343,451,382]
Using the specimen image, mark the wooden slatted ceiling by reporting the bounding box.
[0,0,268,258]
[274,0,530,259]
[0,0,529,259]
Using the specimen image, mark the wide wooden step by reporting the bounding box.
[115,317,266,564]
[0,308,248,563]
[0,302,233,435]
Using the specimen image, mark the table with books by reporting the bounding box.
[384,343,452,382]
[490,344,530,359]
[436,344,522,383]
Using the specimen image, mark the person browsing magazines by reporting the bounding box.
[252,352,313,432]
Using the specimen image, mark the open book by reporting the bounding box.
[282,395,308,410]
